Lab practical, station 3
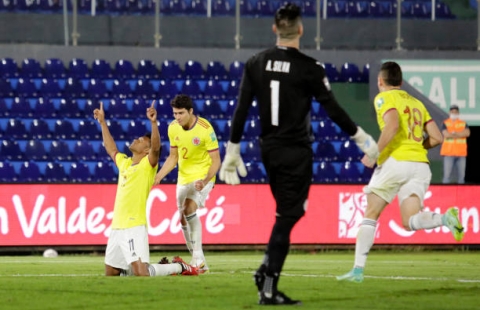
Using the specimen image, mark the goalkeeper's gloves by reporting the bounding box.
[351,126,379,161]
[219,142,247,185]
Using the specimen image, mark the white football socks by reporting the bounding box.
[181,225,193,254]
[354,218,377,269]
[186,212,207,268]
[148,263,182,276]
[408,212,443,230]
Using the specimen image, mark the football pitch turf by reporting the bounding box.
[0,251,479,310]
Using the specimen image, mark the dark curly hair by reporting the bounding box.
[170,94,194,110]
[274,3,302,40]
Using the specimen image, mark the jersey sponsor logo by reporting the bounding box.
[210,132,217,142]
[192,137,200,146]
[265,60,290,73]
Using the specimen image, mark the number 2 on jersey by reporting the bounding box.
[403,106,423,142]
[270,80,279,126]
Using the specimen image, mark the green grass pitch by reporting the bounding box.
[0,251,479,309]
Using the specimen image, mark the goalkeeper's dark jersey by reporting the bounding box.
[229,46,357,147]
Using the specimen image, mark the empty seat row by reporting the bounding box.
[0,58,244,80]
[0,0,454,19]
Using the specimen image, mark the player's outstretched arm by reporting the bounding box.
[219,142,247,185]
[154,147,178,185]
[94,101,118,160]
[147,100,161,166]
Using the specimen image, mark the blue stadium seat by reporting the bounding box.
[105,0,127,13]
[126,0,152,13]
[19,161,43,182]
[244,161,266,183]
[229,61,244,80]
[212,0,235,15]
[225,80,239,99]
[348,0,370,17]
[314,141,338,161]
[114,59,136,79]
[108,98,130,118]
[54,119,76,139]
[134,79,156,99]
[64,78,87,98]
[360,63,370,83]
[362,166,374,182]
[240,0,260,15]
[137,60,159,79]
[25,140,48,160]
[78,120,100,140]
[201,99,223,118]
[126,119,147,139]
[181,79,202,99]
[20,58,42,78]
[242,140,261,161]
[303,0,317,17]
[204,80,225,100]
[370,0,395,18]
[91,59,112,79]
[70,162,93,183]
[87,79,110,99]
[0,161,17,182]
[40,78,63,97]
[8,97,32,117]
[212,119,231,141]
[29,118,52,139]
[74,140,97,161]
[338,140,362,161]
[35,98,58,117]
[315,120,337,140]
[155,98,172,118]
[243,119,261,140]
[44,161,67,182]
[39,0,61,12]
[327,0,349,17]
[205,61,228,80]
[158,80,178,99]
[16,78,38,97]
[0,140,24,160]
[0,58,18,78]
[58,98,82,118]
[161,60,183,79]
[339,62,362,83]
[313,161,339,183]
[184,60,204,79]
[0,79,14,97]
[435,2,454,19]
[129,98,148,117]
[339,161,363,183]
[48,140,71,161]
[95,161,118,182]
[323,63,340,82]
[111,79,133,99]
[107,119,126,139]
[68,59,90,79]
[0,0,14,11]
[311,102,328,120]
[4,118,28,139]
[44,58,66,78]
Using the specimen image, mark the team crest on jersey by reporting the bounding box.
[376,97,385,109]
[192,137,201,146]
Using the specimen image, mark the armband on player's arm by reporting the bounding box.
[351,126,379,160]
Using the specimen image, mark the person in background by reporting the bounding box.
[440,105,470,184]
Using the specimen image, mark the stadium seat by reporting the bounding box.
[244,161,266,183]
[205,61,228,80]
[111,79,133,99]
[25,139,48,161]
[137,60,159,79]
[339,62,362,83]
[0,78,14,97]
[240,0,260,15]
[348,0,370,17]
[4,118,28,139]
[108,98,130,118]
[44,58,66,78]
[0,58,18,78]
[229,61,244,80]
[313,161,339,183]
[203,80,225,100]
[338,140,362,161]
[95,161,118,183]
[39,0,61,11]
[44,161,67,182]
[35,98,58,117]
[184,60,204,79]
[134,79,156,99]
[105,0,127,14]
[225,80,239,99]
[311,102,328,120]
[107,119,126,139]
[78,120,100,140]
[70,162,93,183]
[0,0,14,11]
[129,98,148,117]
[87,79,110,99]
[58,98,82,118]
[74,140,97,161]
[40,78,63,97]
[0,140,24,160]
[212,119,231,141]
[155,98,172,118]
[16,78,39,97]
[161,60,183,79]
[315,120,337,140]
[243,119,261,140]
[29,118,52,139]
[91,59,112,79]
[326,0,349,17]
[323,63,340,82]
[360,63,370,83]
[54,119,77,139]
[339,161,363,183]
[114,59,136,79]
[68,59,90,79]
[435,2,454,19]
[126,119,147,139]
[48,140,71,161]
[64,78,87,98]
[314,141,338,161]
[181,80,202,99]
[242,140,261,161]
[19,161,43,182]
[157,80,178,99]
[201,99,223,118]
[212,0,236,15]
[20,58,43,78]
[0,161,17,182]
[8,97,32,117]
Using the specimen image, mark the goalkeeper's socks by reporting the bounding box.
[148,263,182,276]
[181,225,193,254]
[408,212,443,230]
[262,272,279,298]
[353,218,376,269]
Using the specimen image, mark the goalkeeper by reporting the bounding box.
[219,3,378,305]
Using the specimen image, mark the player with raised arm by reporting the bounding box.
[337,61,464,283]
[94,100,198,277]
[154,94,221,273]
[219,3,378,305]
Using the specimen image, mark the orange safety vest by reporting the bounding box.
[440,119,468,157]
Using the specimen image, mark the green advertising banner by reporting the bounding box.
[391,60,480,125]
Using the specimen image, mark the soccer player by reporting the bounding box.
[154,94,221,273]
[94,100,198,277]
[336,61,465,283]
[219,3,378,305]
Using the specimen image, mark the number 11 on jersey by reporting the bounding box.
[270,80,280,126]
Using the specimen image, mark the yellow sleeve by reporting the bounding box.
[168,123,177,148]
[205,124,219,151]
[374,92,395,118]
[114,152,129,171]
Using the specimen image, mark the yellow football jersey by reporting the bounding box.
[168,116,219,185]
[111,153,158,229]
[373,89,432,165]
